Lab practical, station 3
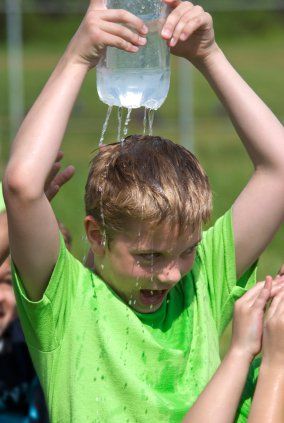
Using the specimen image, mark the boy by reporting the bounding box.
[3,0,284,422]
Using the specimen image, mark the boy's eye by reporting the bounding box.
[137,253,161,262]
[181,247,196,258]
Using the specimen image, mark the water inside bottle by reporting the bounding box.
[96,8,170,110]
[97,67,170,110]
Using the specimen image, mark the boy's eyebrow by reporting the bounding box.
[132,238,202,254]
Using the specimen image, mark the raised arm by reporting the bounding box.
[162,1,284,278]
[3,0,148,301]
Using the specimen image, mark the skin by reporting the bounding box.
[183,276,284,423]
[3,0,284,312]
[86,218,200,313]
[0,151,74,268]
[0,257,16,337]
[248,285,284,422]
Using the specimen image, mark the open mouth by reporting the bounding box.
[139,289,168,306]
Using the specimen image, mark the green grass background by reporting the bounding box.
[0,11,284,353]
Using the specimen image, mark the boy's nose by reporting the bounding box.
[157,263,181,285]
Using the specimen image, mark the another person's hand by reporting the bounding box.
[262,283,284,366]
[44,151,75,201]
[67,0,148,69]
[0,258,16,337]
[230,277,272,362]
[230,276,284,362]
[161,1,217,65]
[277,264,284,277]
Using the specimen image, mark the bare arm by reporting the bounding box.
[197,51,284,278]
[183,279,272,423]
[162,1,284,278]
[248,288,284,423]
[3,0,147,301]
[183,277,284,423]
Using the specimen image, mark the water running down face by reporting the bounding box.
[88,219,201,314]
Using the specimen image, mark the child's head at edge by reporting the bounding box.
[84,135,212,314]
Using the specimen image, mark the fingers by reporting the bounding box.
[162,1,193,40]
[277,264,284,277]
[89,0,106,9]
[99,21,147,48]
[161,2,212,47]
[98,10,148,35]
[171,7,203,44]
[84,9,148,54]
[45,165,75,202]
[53,165,75,188]
[266,288,284,323]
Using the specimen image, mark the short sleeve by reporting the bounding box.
[11,234,85,352]
[197,209,257,334]
[0,182,5,212]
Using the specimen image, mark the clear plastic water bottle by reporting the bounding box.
[96,0,170,110]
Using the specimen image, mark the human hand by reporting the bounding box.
[230,276,284,362]
[277,264,284,277]
[161,1,218,65]
[44,152,75,201]
[262,279,284,367]
[0,258,16,337]
[67,0,148,69]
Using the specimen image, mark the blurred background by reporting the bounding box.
[0,0,284,352]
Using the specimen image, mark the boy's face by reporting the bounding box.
[93,221,201,314]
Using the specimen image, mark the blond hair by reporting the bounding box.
[85,135,212,238]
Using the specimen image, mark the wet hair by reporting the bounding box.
[85,135,212,238]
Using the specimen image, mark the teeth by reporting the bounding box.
[150,290,154,295]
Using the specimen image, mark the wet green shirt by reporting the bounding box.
[12,210,257,422]
[0,182,5,212]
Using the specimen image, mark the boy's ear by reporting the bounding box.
[84,216,106,256]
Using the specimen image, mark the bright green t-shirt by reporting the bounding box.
[12,210,257,422]
[0,182,5,212]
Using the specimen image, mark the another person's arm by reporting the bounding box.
[3,1,147,300]
[248,287,284,422]
[162,1,284,278]
[183,277,277,423]
[0,156,74,267]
